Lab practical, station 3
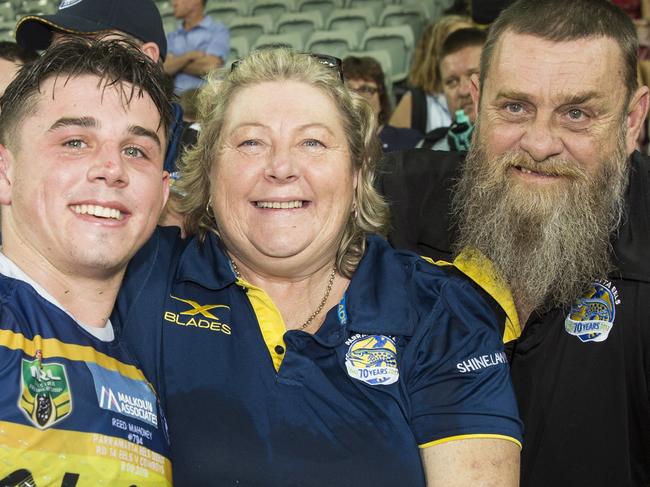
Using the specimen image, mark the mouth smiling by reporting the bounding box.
[70,204,124,220]
[255,200,306,209]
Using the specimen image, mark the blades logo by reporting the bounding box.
[164,296,232,335]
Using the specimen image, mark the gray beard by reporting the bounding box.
[451,126,628,315]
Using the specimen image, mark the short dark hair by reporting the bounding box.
[0,37,173,150]
[341,56,391,124]
[480,0,638,98]
[439,27,487,61]
[0,41,38,65]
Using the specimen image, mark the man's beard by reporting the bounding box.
[451,124,629,315]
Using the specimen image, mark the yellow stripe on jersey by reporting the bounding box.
[423,247,522,343]
[418,433,522,450]
[0,421,172,485]
[0,329,145,381]
[235,278,287,372]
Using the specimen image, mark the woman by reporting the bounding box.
[117,48,521,486]
[342,55,422,152]
[389,15,473,135]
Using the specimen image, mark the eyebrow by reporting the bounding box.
[230,122,336,136]
[129,124,162,150]
[495,89,603,105]
[48,117,161,149]
[48,117,97,131]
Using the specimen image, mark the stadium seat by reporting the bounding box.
[326,8,376,44]
[0,2,13,21]
[20,0,56,15]
[250,0,295,23]
[163,16,178,34]
[228,35,250,61]
[346,0,385,17]
[296,0,342,21]
[306,29,358,59]
[206,2,250,25]
[252,31,304,50]
[228,15,274,46]
[360,25,413,82]
[379,4,426,41]
[275,11,323,45]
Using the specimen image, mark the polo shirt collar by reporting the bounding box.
[176,232,236,291]
[176,234,416,336]
[343,235,417,337]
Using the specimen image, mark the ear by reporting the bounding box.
[470,73,481,121]
[625,85,649,155]
[140,42,161,63]
[161,170,171,209]
[0,144,14,205]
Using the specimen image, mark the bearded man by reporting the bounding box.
[380,0,650,485]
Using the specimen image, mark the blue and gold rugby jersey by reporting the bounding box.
[117,231,522,486]
[0,274,172,486]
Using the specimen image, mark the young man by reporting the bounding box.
[0,38,172,485]
[381,0,650,485]
[15,0,188,188]
[164,0,230,93]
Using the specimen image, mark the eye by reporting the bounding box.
[123,146,145,158]
[567,108,585,120]
[302,139,325,149]
[505,102,524,114]
[64,139,86,149]
[445,78,459,89]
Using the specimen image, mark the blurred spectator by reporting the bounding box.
[420,27,486,150]
[164,0,229,94]
[342,56,422,152]
[389,15,473,135]
[0,42,37,97]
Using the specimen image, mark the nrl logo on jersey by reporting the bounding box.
[345,335,399,385]
[19,352,72,429]
[564,280,620,343]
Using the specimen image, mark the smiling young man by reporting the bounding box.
[380,0,650,485]
[0,39,172,485]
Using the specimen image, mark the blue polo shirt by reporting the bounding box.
[116,229,522,486]
[167,15,230,93]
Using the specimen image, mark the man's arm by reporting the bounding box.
[164,51,204,76]
[421,438,520,486]
[183,54,223,76]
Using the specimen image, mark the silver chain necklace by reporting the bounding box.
[230,259,337,331]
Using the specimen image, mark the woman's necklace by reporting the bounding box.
[230,259,337,331]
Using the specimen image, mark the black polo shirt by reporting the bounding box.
[380,149,650,486]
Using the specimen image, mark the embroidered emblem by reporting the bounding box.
[564,280,619,343]
[19,351,72,429]
[345,335,399,385]
[59,0,83,10]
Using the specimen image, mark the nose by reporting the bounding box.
[87,146,129,187]
[264,146,299,183]
[459,76,472,97]
[519,114,564,162]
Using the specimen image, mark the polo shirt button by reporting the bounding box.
[274,345,285,355]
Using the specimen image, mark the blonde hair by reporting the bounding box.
[408,15,473,94]
[177,48,390,278]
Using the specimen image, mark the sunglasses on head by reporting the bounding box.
[231,52,344,82]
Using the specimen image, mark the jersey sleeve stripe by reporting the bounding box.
[418,433,522,450]
[0,329,145,381]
